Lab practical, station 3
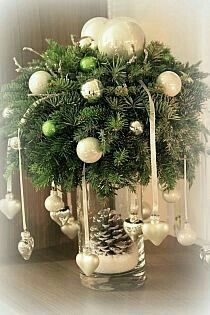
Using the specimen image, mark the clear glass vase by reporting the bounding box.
[76,185,146,291]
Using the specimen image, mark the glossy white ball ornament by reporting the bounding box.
[44,190,64,212]
[81,79,103,101]
[76,137,102,163]
[157,71,182,97]
[163,189,181,203]
[98,20,145,58]
[9,136,20,150]
[177,222,196,246]
[81,17,108,46]
[2,107,13,118]
[29,71,51,95]
[0,193,21,219]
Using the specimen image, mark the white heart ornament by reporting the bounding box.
[50,209,70,226]
[76,251,99,276]
[0,193,21,219]
[61,217,79,239]
[177,222,196,246]
[142,221,169,246]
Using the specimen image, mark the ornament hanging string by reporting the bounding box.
[183,155,189,223]
[17,128,27,231]
[82,163,90,247]
[140,81,159,214]
[6,140,12,193]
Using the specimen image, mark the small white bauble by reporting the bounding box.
[98,20,145,58]
[163,189,181,203]
[44,190,64,212]
[29,70,51,94]
[0,193,21,219]
[157,71,182,97]
[2,107,13,118]
[177,222,196,246]
[79,36,96,49]
[81,79,103,101]
[81,17,108,46]
[130,120,144,135]
[76,137,102,163]
[9,136,20,150]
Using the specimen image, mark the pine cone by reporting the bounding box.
[90,208,132,256]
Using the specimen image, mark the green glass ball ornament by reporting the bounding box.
[42,120,56,137]
[80,56,97,72]
[81,79,103,101]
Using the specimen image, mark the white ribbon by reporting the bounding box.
[82,163,90,247]
[183,155,189,222]
[140,81,159,215]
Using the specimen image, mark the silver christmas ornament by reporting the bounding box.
[157,71,182,97]
[18,230,34,260]
[0,192,21,220]
[50,207,71,226]
[29,70,51,95]
[130,120,144,135]
[44,190,64,212]
[76,137,102,163]
[123,213,143,242]
[81,79,103,101]
[2,107,13,119]
[9,136,20,150]
[61,217,79,240]
[76,247,99,276]
[200,245,210,268]
[163,189,181,203]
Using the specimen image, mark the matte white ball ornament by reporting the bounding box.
[177,222,196,246]
[76,137,102,163]
[9,136,20,150]
[157,71,182,97]
[29,70,51,94]
[81,79,103,101]
[163,189,181,203]
[81,17,108,46]
[44,190,64,212]
[0,193,21,219]
[98,20,145,58]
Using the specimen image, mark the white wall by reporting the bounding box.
[109,0,210,242]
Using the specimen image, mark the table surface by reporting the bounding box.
[0,236,209,315]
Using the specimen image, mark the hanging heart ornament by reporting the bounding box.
[76,248,99,276]
[61,217,79,239]
[50,207,71,226]
[18,230,34,260]
[142,215,169,246]
[0,193,21,220]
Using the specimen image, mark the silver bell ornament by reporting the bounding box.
[130,120,144,135]
[0,192,21,220]
[61,217,80,240]
[2,107,13,119]
[50,206,71,226]
[163,189,181,203]
[18,230,34,260]
[76,247,99,276]
[157,71,182,97]
[44,189,64,212]
[81,79,103,101]
[9,136,20,150]
[123,213,143,242]
[200,245,210,268]
[29,70,51,95]
[76,137,102,163]
[177,222,196,246]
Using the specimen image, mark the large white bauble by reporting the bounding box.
[163,189,181,203]
[29,70,51,94]
[157,71,182,97]
[177,222,196,246]
[81,17,108,45]
[76,137,102,163]
[98,20,145,58]
[44,190,64,212]
[0,193,21,220]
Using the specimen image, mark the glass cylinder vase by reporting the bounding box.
[76,185,146,291]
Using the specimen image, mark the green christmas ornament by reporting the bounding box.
[80,56,97,72]
[42,120,56,137]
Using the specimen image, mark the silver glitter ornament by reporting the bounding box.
[124,213,143,242]
[18,230,34,260]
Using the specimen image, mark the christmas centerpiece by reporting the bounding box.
[0,16,209,290]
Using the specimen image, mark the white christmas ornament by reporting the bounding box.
[2,107,13,118]
[61,217,79,240]
[0,193,21,220]
[163,189,181,203]
[18,230,34,260]
[98,20,145,58]
[81,79,103,101]
[44,190,64,212]
[76,137,102,163]
[177,222,196,246]
[130,120,144,135]
[76,248,99,276]
[142,216,169,246]
[157,71,182,97]
[9,136,20,150]
[29,70,51,94]
[81,17,108,46]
